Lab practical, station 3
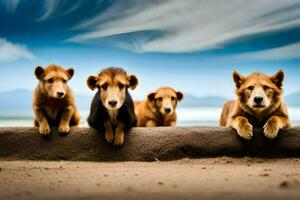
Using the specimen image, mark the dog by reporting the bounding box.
[135,87,183,127]
[87,67,138,147]
[220,70,290,140]
[33,64,80,136]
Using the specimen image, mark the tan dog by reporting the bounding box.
[33,64,80,136]
[220,70,290,140]
[135,87,183,127]
[87,67,138,147]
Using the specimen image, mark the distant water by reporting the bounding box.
[0,107,299,127]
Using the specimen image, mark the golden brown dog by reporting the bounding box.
[87,67,138,147]
[220,70,290,140]
[135,87,183,127]
[33,64,80,136]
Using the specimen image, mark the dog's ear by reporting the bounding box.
[87,76,98,90]
[176,91,183,101]
[128,74,138,90]
[66,68,74,79]
[35,66,45,80]
[147,92,156,101]
[271,70,284,88]
[233,71,245,88]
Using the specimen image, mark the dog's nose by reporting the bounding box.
[108,101,117,107]
[164,108,171,113]
[57,92,65,98]
[254,96,263,104]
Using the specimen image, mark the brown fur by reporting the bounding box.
[220,70,290,140]
[87,68,137,112]
[135,87,183,127]
[33,64,80,136]
[87,67,138,147]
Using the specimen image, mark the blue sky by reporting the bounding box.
[0,0,300,99]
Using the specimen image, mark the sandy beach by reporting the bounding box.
[1,157,300,200]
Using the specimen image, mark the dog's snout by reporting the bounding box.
[254,96,263,104]
[108,100,117,107]
[164,108,171,113]
[57,92,65,98]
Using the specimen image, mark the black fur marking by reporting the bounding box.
[87,89,137,135]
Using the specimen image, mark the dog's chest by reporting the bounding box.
[243,112,268,127]
[44,106,61,120]
[107,110,118,125]
[156,113,175,126]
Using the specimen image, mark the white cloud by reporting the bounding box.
[233,42,300,60]
[0,38,35,62]
[0,0,20,13]
[36,0,81,21]
[1,0,79,20]
[67,0,300,53]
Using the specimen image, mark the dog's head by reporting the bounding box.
[233,70,284,114]
[35,65,74,99]
[87,67,138,110]
[148,87,183,116]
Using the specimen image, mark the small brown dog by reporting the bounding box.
[33,64,80,136]
[135,87,183,127]
[87,67,138,147]
[220,70,290,140]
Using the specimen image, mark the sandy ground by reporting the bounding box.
[0,157,300,200]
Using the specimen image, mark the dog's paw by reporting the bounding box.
[170,121,176,127]
[113,132,124,147]
[58,124,70,135]
[236,121,253,140]
[39,124,51,136]
[263,117,281,139]
[105,131,114,143]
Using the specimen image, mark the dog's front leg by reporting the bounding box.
[145,120,157,127]
[263,116,290,139]
[229,116,253,140]
[59,106,73,135]
[114,123,125,147]
[104,121,114,143]
[169,121,176,127]
[34,106,51,136]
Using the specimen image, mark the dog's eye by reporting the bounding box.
[62,79,67,83]
[171,97,176,101]
[247,86,254,91]
[263,86,270,91]
[47,78,53,84]
[118,83,125,90]
[157,97,163,101]
[101,84,108,91]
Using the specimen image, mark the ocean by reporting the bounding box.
[0,107,299,127]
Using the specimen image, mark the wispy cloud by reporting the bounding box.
[0,38,35,62]
[1,0,81,20]
[67,0,300,53]
[0,0,20,13]
[233,42,300,60]
[36,0,82,21]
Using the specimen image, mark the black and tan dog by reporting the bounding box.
[33,64,80,136]
[87,67,138,147]
[220,70,290,140]
[135,87,183,127]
